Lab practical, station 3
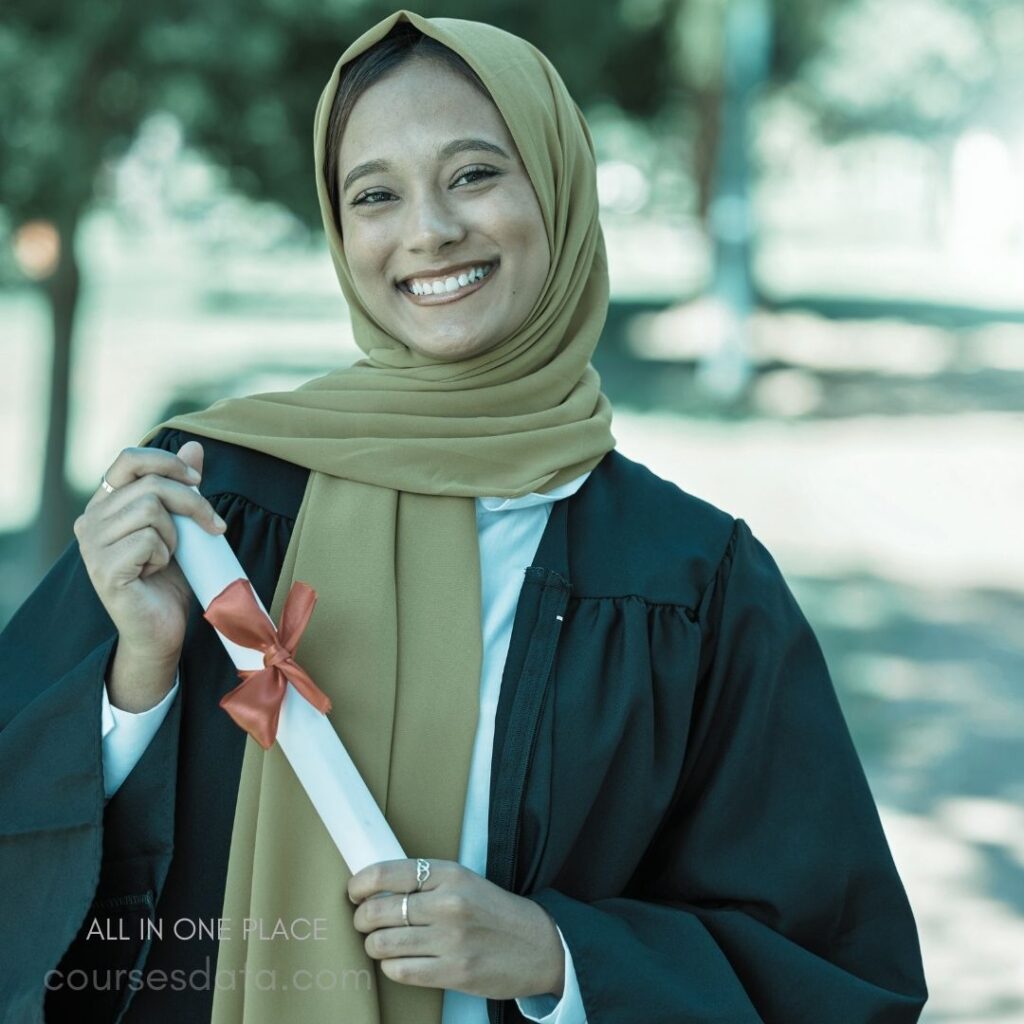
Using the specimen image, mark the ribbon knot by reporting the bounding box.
[203,578,332,750]
[263,642,293,671]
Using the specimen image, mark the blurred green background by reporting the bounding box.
[2,1,1023,1018]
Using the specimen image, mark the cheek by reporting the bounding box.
[340,221,392,285]
[484,201,548,281]
[509,212,549,299]
[506,193,548,276]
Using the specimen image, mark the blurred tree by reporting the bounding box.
[650,0,1022,399]
[4,0,1015,569]
[800,0,1008,141]
[0,0,690,571]
[693,0,771,400]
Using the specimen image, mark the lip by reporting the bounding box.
[396,260,499,306]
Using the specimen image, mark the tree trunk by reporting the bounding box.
[692,84,723,223]
[36,210,82,576]
[696,0,772,401]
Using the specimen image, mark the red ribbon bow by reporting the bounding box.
[203,578,332,750]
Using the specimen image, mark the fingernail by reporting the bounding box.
[187,467,201,482]
[213,514,226,529]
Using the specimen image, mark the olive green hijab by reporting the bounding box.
[139,9,615,1021]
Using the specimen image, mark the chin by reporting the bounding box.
[412,334,497,361]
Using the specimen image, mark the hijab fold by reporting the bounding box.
[139,10,615,1021]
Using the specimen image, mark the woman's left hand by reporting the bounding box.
[348,858,565,1001]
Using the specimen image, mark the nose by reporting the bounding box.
[403,187,466,254]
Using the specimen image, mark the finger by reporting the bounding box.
[89,445,203,507]
[90,491,180,557]
[348,859,406,904]
[364,922,438,962]
[353,889,433,933]
[97,475,225,538]
[99,528,169,589]
[138,533,173,580]
[175,440,205,478]
[349,858,441,905]
[379,956,443,989]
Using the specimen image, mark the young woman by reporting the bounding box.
[0,11,927,1024]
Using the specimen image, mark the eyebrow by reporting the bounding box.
[341,138,512,193]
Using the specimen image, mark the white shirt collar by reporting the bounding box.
[477,469,592,513]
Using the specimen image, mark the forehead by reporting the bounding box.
[338,59,513,163]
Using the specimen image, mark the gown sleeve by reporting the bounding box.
[526,518,928,1023]
[0,429,192,1022]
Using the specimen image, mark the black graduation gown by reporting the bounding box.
[0,426,928,1023]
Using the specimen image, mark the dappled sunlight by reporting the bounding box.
[788,571,1024,1020]
[883,807,1024,1021]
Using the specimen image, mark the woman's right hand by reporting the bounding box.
[74,440,227,667]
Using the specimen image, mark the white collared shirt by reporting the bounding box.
[101,472,592,1024]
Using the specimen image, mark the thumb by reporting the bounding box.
[177,441,204,478]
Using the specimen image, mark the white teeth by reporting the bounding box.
[405,263,493,296]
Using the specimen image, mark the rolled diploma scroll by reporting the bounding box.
[171,501,405,875]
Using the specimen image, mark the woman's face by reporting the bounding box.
[336,58,550,362]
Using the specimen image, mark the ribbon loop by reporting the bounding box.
[203,578,332,749]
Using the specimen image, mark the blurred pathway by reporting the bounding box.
[612,409,1024,1022]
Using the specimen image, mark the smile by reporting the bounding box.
[397,260,497,303]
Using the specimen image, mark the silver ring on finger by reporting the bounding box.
[415,858,430,891]
[401,893,411,927]
[101,474,117,495]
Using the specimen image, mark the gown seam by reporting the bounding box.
[568,592,699,614]
[203,489,297,523]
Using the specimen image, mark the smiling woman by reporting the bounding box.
[329,42,551,361]
[0,9,926,1024]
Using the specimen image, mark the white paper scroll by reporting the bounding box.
[171,496,405,875]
